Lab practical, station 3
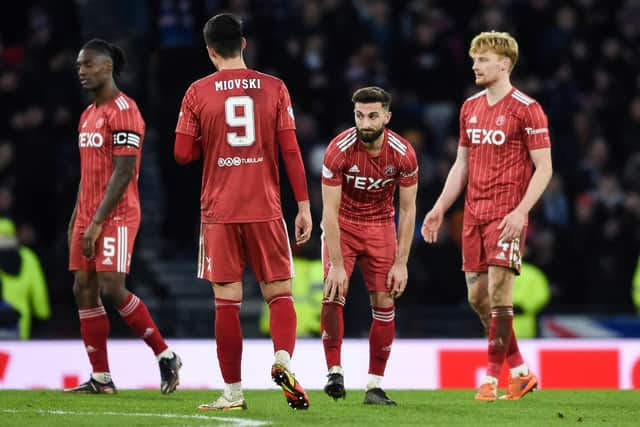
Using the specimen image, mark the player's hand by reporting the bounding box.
[498,209,525,242]
[386,261,408,299]
[324,263,348,303]
[294,201,312,246]
[82,221,102,258]
[421,207,444,243]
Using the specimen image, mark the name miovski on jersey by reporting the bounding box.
[215,78,262,91]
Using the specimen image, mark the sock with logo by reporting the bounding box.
[215,297,243,383]
[79,306,110,373]
[117,292,168,355]
[321,296,345,369]
[267,293,296,356]
[487,305,514,378]
[369,306,395,376]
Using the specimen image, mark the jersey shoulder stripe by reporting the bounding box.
[512,90,534,106]
[115,96,130,111]
[465,90,487,102]
[387,133,407,155]
[337,128,357,152]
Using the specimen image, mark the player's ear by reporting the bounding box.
[241,37,247,50]
[385,111,392,125]
[105,57,113,74]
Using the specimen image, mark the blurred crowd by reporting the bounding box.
[1,0,639,337]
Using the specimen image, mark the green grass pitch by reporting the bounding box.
[0,389,637,426]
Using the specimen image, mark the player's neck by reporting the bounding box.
[93,80,120,107]
[362,134,384,157]
[484,78,512,105]
[216,57,247,71]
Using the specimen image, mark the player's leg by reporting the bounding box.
[64,225,115,394]
[320,223,358,400]
[362,290,396,406]
[64,268,117,394]
[247,219,309,410]
[95,224,181,394]
[197,223,247,411]
[484,228,537,400]
[466,272,490,336]
[360,222,397,406]
[461,218,500,400]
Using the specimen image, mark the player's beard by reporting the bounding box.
[357,126,384,144]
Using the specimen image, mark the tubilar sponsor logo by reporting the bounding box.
[217,156,264,167]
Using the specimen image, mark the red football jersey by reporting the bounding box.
[322,127,418,226]
[75,92,144,228]
[175,69,296,223]
[459,87,551,222]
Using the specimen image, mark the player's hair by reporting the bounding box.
[351,86,392,110]
[81,39,127,78]
[469,31,519,71]
[203,13,244,58]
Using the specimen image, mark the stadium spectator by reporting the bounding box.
[174,13,312,411]
[421,32,552,401]
[0,218,50,339]
[320,87,418,405]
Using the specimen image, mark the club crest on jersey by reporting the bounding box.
[384,165,396,176]
[496,115,505,126]
[95,117,104,128]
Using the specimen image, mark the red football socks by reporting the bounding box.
[267,293,296,355]
[506,327,525,368]
[214,297,243,383]
[321,297,345,369]
[79,306,110,373]
[117,292,168,355]
[487,305,514,378]
[369,306,395,376]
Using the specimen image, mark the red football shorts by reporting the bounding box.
[322,220,397,293]
[198,219,293,283]
[461,214,526,274]
[69,223,138,273]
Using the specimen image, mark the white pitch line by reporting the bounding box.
[0,409,270,426]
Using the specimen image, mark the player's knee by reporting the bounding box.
[97,273,127,305]
[467,292,488,312]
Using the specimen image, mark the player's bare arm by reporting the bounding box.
[498,147,552,242]
[387,183,417,299]
[82,155,136,258]
[278,129,312,245]
[68,185,80,248]
[321,183,348,302]
[422,146,469,243]
[294,200,312,245]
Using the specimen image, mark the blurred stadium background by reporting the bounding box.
[0,0,639,347]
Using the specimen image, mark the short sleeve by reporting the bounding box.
[110,103,145,156]
[321,143,343,186]
[458,103,469,147]
[175,85,201,137]
[399,145,419,187]
[523,103,551,150]
[276,82,296,132]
